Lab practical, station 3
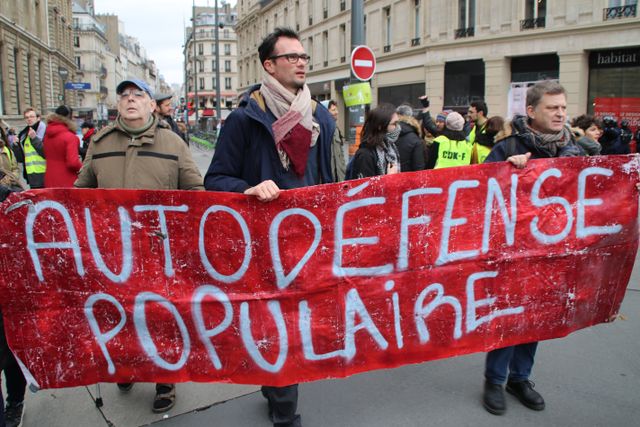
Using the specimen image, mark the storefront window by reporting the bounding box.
[444,59,484,111]
[378,83,425,110]
[511,54,558,82]
[588,48,640,131]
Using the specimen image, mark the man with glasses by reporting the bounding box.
[14,107,47,189]
[204,27,342,427]
[75,78,203,413]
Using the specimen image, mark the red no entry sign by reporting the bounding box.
[351,45,376,81]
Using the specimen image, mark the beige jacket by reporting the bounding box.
[74,117,203,190]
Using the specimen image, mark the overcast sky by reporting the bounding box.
[93,0,236,86]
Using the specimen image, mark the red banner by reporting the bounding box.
[0,156,638,389]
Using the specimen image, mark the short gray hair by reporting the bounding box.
[526,81,566,109]
[396,104,413,117]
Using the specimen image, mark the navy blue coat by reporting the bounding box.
[204,85,336,193]
[485,115,584,163]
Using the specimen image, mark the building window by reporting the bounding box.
[74,36,80,47]
[199,61,204,72]
[383,7,391,52]
[198,44,204,55]
[323,31,328,67]
[224,43,231,55]
[224,29,230,38]
[457,0,475,37]
[444,59,484,109]
[212,59,217,70]
[75,56,81,68]
[339,24,346,62]
[604,0,637,20]
[323,0,329,18]
[522,0,546,29]
[225,77,232,90]
[13,48,21,113]
[211,43,216,54]
[308,36,313,70]
[199,77,205,90]
[413,0,421,42]
[212,77,217,89]
[225,60,231,72]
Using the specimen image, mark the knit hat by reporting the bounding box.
[436,109,452,122]
[446,112,464,131]
[55,105,72,117]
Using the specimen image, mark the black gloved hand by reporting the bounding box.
[0,185,15,202]
[420,97,430,108]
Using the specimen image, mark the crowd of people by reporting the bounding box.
[0,25,638,427]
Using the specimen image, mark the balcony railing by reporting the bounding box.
[383,45,391,53]
[411,37,421,46]
[454,27,475,39]
[603,5,637,20]
[520,17,546,30]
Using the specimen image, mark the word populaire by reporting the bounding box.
[0,155,637,389]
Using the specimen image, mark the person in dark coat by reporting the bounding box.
[204,27,340,427]
[599,116,627,155]
[350,103,402,178]
[79,121,96,160]
[394,104,426,172]
[13,107,47,188]
[482,81,584,417]
[155,93,188,144]
[43,105,83,187]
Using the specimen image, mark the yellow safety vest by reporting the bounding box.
[24,136,46,175]
[468,122,487,143]
[473,143,492,164]
[434,135,473,169]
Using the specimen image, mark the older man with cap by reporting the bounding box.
[75,78,203,413]
[155,92,187,144]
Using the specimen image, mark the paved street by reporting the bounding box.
[4,147,640,426]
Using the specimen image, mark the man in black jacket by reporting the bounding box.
[155,93,188,144]
[13,108,47,189]
[482,81,583,416]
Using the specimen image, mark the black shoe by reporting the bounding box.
[483,381,506,415]
[506,380,545,411]
[5,400,24,427]
[152,384,176,413]
[117,382,134,392]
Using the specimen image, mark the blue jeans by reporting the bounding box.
[485,342,538,384]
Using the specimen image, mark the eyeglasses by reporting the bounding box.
[269,53,311,64]
[119,90,147,100]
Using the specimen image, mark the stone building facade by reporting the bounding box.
[0,0,77,124]
[236,0,640,133]
[184,2,239,122]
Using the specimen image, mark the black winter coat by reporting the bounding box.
[396,121,426,172]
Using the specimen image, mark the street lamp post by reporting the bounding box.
[58,66,69,105]
[214,0,222,122]
[192,0,199,124]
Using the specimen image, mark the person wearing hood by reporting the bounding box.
[350,103,402,178]
[79,122,96,161]
[426,111,473,169]
[394,104,426,172]
[43,105,83,187]
[481,81,584,417]
[13,107,47,188]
